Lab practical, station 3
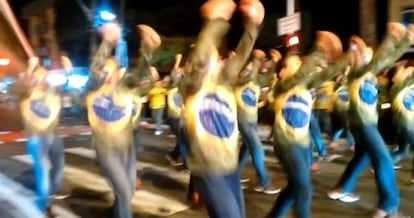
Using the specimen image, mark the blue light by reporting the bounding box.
[99,10,116,21]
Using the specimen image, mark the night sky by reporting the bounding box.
[8,0,382,66]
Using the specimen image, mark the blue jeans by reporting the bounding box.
[238,122,270,186]
[193,171,244,218]
[268,144,312,218]
[310,114,327,157]
[26,134,64,211]
[168,118,188,165]
[151,108,164,132]
[94,140,136,218]
[331,110,355,146]
[335,124,399,212]
[313,109,331,136]
[391,124,414,172]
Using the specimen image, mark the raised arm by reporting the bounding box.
[236,49,266,86]
[180,0,235,97]
[255,49,281,87]
[121,25,161,95]
[365,23,414,76]
[222,0,264,85]
[89,23,119,81]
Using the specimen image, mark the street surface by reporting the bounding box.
[0,107,413,217]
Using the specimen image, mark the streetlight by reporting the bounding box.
[99,10,116,21]
[0,58,10,66]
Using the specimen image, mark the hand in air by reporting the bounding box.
[201,0,236,21]
[239,0,265,25]
[269,49,282,63]
[137,24,161,50]
[315,31,343,63]
[407,23,414,45]
[99,23,121,44]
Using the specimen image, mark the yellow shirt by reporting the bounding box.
[314,81,335,110]
[148,87,167,109]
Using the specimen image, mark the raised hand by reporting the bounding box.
[348,35,371,67]
[387,22,407,41]
[239,0,265,25]
[407,23,414,45]
[315,31,343,63]
[252,49,266,59]
[137,24,161,50]
[26,56,39,75]
[269,49,282,63]
[200,0,236,21]
[99,23,121,44]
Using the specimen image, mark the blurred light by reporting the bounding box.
[67,74,89,89]
[42,59,51,67]
[381,103,391,109]
[0,58,10,66]
[99,10,116,21]
[284,33,301,48]
[46,73,67,87]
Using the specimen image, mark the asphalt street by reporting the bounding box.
[0,121,413,218]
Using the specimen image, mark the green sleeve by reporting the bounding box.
[308,52,353,89]
[90,41,115,80]
[351,33,411,79]
[222,22,261,86]
[181,19,231,98]
[255,60,276,87]
[236,58,261,86]
[274,48,325,95]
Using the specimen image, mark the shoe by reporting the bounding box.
[322,154,343,162]
[241,184,248,190]
[254,185,281,194]
[327,190,360,203]
[372,209,411,218]
[393,165,403,170]
[155,131,163,135]
[165,155,184,166]
[50,191,70,200]
[240,178,250,183]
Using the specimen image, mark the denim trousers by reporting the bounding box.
[391,124,414,175]
[168,118,188,165]
[193,170,245,218]
[94,142,136,218]
[335,124,399,212]
[238,121,270,186]
[26,134,64,211]
[267,144,312,218]
[151,108,164,132]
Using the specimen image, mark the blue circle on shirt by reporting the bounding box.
[358,79,378,105]
[199,94,235,138]
[30,100,50,118]
[338,90,349,102]
[281,95,310,128]
[241,87,257,107]
[173,93,182,107]
[402,89,414,110]
[92,95,126,122]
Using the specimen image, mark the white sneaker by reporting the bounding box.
[254,186,281,194]
[327,190,360,203]
[372,209,411,218]
[240,178,250,183]
[155,131,163,135]
[393,165,403,170]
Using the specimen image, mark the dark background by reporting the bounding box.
[9,0,388,67]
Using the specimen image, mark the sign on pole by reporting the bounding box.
[277,12,301,36]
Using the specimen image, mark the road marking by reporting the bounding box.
[12,148,190,216]
[15,138,27,142]
[79,132,92,135]
[0,131,11,134]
